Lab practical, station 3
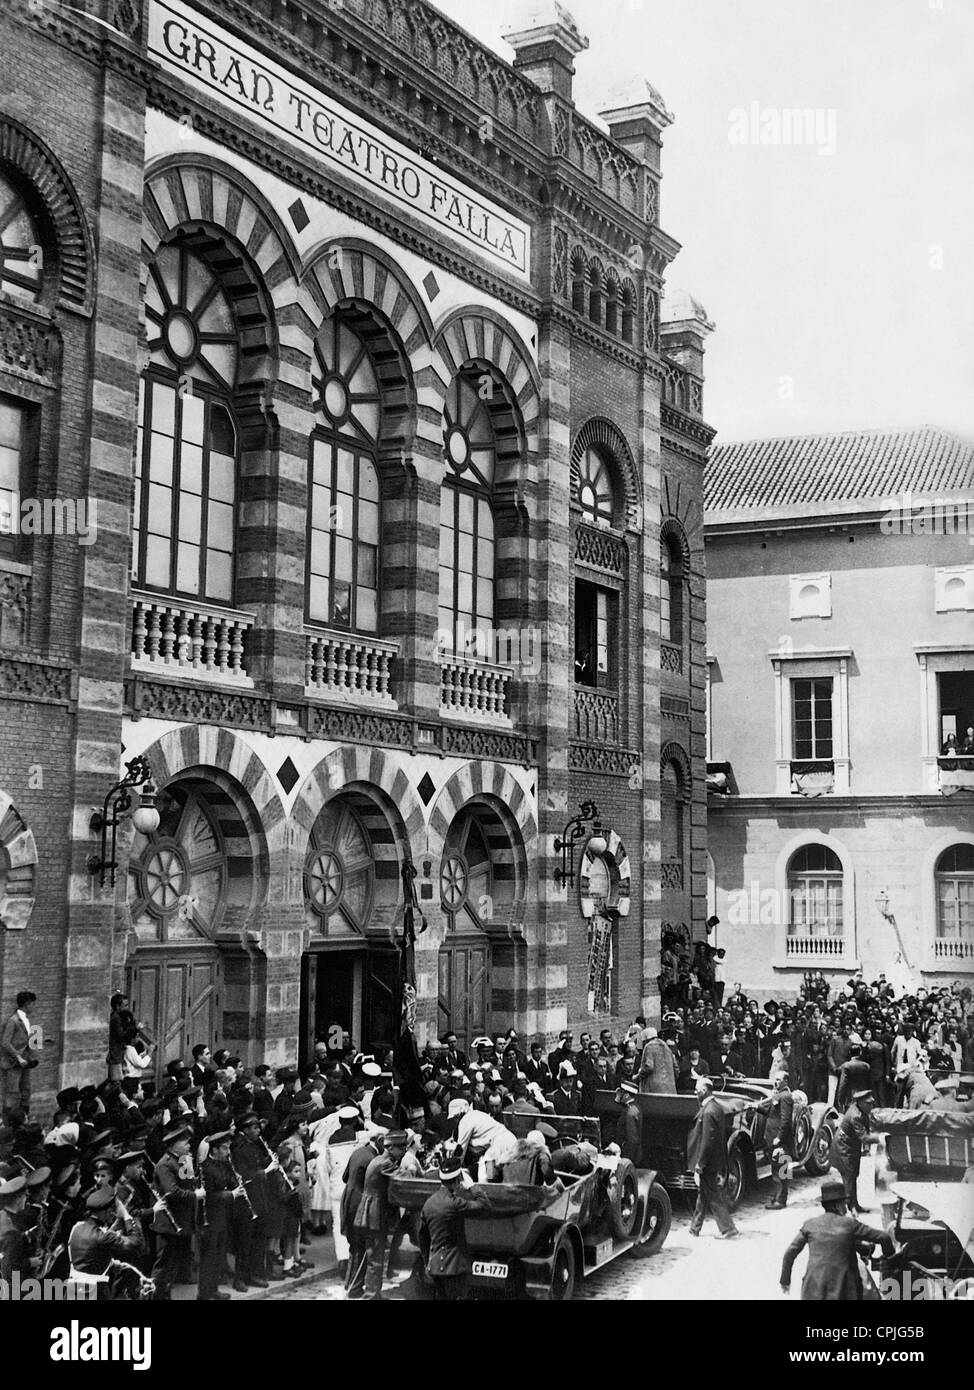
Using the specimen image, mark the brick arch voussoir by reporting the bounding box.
[0,787,38,931]
[289,744,426,845]
[571,417,640,513]
[660,740,692,789]
[0,116,95,315]
[426,766,536,859]
[431,309,540,456]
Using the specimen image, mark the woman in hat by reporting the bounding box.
[274,1103,313,1278]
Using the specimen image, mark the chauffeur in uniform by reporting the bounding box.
[354,1129,409,1300]
[418,1151,491,1300]
[830,1089,873,1213]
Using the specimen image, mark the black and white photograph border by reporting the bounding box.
[0,0,971,1347]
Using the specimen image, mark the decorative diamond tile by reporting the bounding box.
[422,271,440,301]
[288,198,310,232]
[417,772,436,805]
[277,757,299,794]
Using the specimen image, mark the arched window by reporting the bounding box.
[788,844,843,938]
[661,760,685,869]
[440,812,492,933]
[0,170,43,303]
[575,446,615,529]
[660,534,683,644]
[935,844,974,943]
[439,372,496,655]
[604,276,619,336]
[571,248,587,315]
[588,262,603,327]
[304,798,375,935]
[133,242,239,603]
[621,281,636,344]
[307,317,381,631]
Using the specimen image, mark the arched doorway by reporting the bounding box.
[126,779,234,1077]
[299,787,406,1061]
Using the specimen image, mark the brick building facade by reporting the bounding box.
[0,0,713,1100]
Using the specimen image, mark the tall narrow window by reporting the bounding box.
[574,579,614,688]
[788,845,843,939]
[661,761,685,868]
[307,318,381,631]
[660,535,683,644]
[439,373,496,655]
[133,242,239,603]
[0,397,24,555]
[792,678,833,759]
[0,172,43,303]
[935,845,974,944]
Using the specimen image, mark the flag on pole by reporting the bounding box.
[393,859,427,1111]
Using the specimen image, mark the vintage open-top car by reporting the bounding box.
[388,1115,671,1300]
[869,1181,974,1301]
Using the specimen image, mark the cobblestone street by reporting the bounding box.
[257,1170,846,1302]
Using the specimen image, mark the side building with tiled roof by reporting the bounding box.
[704,426,974,994]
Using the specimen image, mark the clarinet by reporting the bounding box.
[148,1182,185,1235]
[38,1197,68,1278]
[227,1155,259,1221]
[259,1135,297,1193]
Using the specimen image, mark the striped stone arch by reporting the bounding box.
[660,739,691,787]
[0,116,95,314]
[579,828,632,920]
[290,744,426,850]
[299,239,430,459]
[571,417,640,518]
[0,790,37,931]
[427,764,535,875]
[141,156,302,391]
[431,308,541,461]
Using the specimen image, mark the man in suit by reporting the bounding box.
[441,1033,468,1073]
[419,1152,492,1300]
[190,1044,214,1090]
[550,1063,581,1116]
[524,1041,554,1094]
[835,1041,872,1111]
[547,1031,576,1077]
[0,990,38,1121]
[780,1178,895,1299]
[342,1132,381,1299]
[711,1033,744,1077]
[687,1078,738,1238]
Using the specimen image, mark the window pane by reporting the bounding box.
[439,520,454,568]
[356,587,377,631]
[458,492,474,534]
[151,384,176,436]
[182,392,204,446]
[309,574,329,621]
[311,484,334,534]
[149,433,174,485]
[336,450,354,495]
[145,534,170,587]
[0,444,19,492]
[209,405,235,457]
[209,452,235,504]
[205,549,232,602]
[476,578,492,622]
[332,580,351,624]
[180,444,202,496]
[0,401,22,449]
[359,498,379,545]
[178,492,201,543]
[457,572,473,611]
[334,536,353,583]
[334,490,353,537]
[207,499,233,551]
[357,542,377,587]
[438,567,453,608]
[147,483,172,534]
[360,459,379,504]
[176,542,200,592]
[310,529,331,581]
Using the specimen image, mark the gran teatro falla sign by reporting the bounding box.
[149,0,531,279]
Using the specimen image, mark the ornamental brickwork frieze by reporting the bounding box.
[0,571,29,649]
[0,655,72,704]
[569,744,642,780]
[0,306,60,384]
[439,723,537,766]
[129,677,272,730]
[574,524,627,576]
[307,704,414,748]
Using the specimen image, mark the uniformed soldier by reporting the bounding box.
[418,1151,491,1300]
[0,1172,29,1283]
[230,1111,271,1290]
[67,1186,146,1300]
[353,1129,408,1300]
[149,1121,200,1299]
[780,1178,895,1300]
[115,1149,156,1270]
[198,1129,236,1300]
[830,1089,873,1213]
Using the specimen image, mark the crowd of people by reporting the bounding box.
[0,970,971,1302]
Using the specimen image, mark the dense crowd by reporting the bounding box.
[0,970,971,1301]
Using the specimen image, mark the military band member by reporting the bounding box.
[150,1122,200,1300]
[0,1172,29,1283]
[115,1150,155,1270]
[198,1129,236,1300]
[230,1111,270,1290]
[67,1185,145,1300]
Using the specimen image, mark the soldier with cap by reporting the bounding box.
[0,1171,29,1282]
[115,1149,155,1268]
[353,1128,409,1300]
[830,1088,873,1214]
[418,1151,491,1300]
[198,1128,237,1300]
[230,1111,271,1290]
[67,1185,146,1299]
[780,1178,896,1299]
[149,1121,200,1299]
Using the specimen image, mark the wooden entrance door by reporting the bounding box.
[437,939,490,1054]
[128,951,222,1081]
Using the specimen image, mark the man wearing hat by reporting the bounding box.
[353,1129,409,1299]
[198,1129,237,1300]
[230,1112,271,1290]
[637,1027,677,1095]
[418,1152,491,1300]
[835,1039,872,1111]
[115,1150,155,1268]
[0,990,38,1122]
[830,1089,873,1214]
[551,1062,581,1116]
[0,1171,29,1282]
[149,1122,200,1299]
[341,1130,381,1298]
[612,1081,642,1161]
[67,1185,145,1298]
[780,1178,896,1300]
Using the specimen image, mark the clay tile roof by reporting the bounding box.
[705,426,974,520]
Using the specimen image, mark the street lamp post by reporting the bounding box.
[87,755,161,889]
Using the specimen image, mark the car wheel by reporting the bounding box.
[726,1148,746,1210]
[550,1235,576,1301]
[793,1110,814,1165]
[608,1158,640,1240]
[805,1124,834,1176]
[630,1180,672,1257]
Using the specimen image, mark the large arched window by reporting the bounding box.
[439,372,496,655]
[304,797,375,936]
[660,534,683,644]
[935,844,974,943]
[0,170,44,303]
[440,811,492,934]
[307,317,381,631]
[788,844,843,938]
[575,446,615,529]
[133,241,239,603]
